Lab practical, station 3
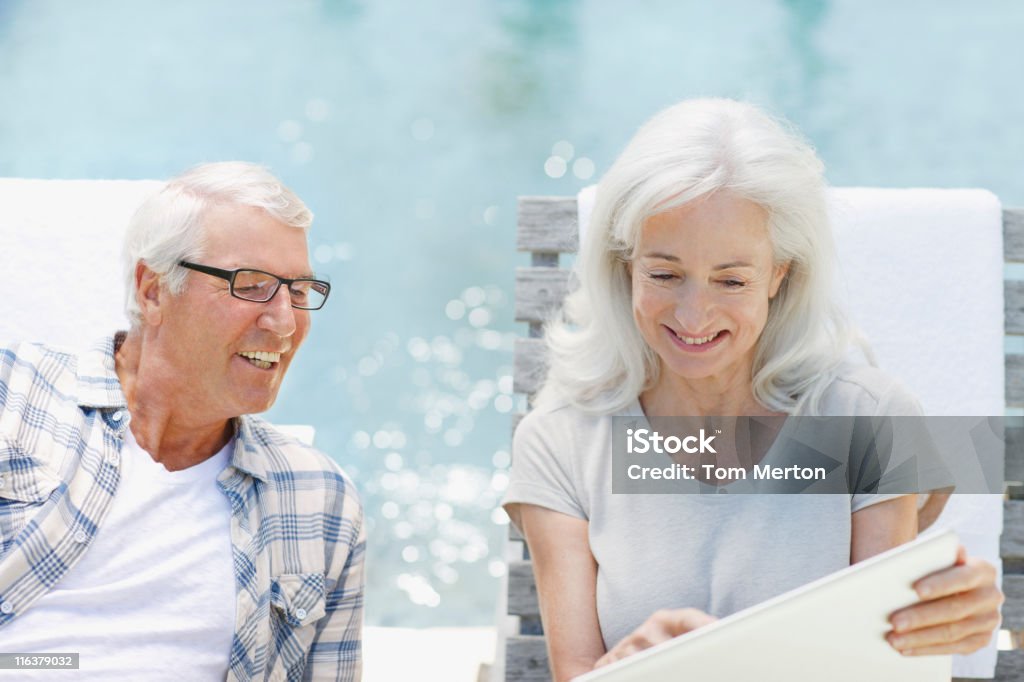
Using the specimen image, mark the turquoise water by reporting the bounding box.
[1,0,1022,626]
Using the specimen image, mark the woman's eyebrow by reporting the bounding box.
[640,252,680,261]
[639,253,755,270]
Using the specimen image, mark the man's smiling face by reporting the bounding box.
[152,203,313,419]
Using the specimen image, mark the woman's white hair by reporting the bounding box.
[538,98,866,416]
[122,161,313,327]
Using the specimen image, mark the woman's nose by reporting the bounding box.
[673,283,713,332]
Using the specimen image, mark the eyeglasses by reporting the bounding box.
[178,261,331,310]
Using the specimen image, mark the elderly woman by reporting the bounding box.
[502,99,1002,681]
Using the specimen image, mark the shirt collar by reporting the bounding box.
[75,333,128,409]
[231,416,270,482]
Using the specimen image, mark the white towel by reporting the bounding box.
[827,188,1004,416]
[577,185,1005,677]
[0,178,163,347]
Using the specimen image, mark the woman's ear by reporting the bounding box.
[620,253,633,277]
[769,261,790,299]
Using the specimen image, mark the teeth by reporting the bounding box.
[675,331,719,345]
[238,351,281,363]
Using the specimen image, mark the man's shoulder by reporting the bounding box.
[0,340,78,372]
[240,415,358,492]
[0,340,81,400]
[236,417,365,559]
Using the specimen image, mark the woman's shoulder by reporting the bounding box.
[818,363,924,416]
[506,398,630,520]
[516,398,624,442]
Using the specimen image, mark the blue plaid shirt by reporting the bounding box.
[0,336,365,681]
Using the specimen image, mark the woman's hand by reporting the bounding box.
[593,608,717,669]
[887,546,1003,655]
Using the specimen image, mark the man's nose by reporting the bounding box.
[258,285,298,337]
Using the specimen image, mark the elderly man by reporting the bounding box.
[0,163,363,680]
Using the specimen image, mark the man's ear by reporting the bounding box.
[135,261,164,326]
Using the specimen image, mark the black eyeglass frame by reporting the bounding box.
[178,261,331,310]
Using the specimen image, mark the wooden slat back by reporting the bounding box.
[508,198,1024,682]
[505,636,550,682]
[514,268,572,324]
[1006,209,1024,262]
[517,197,578,254]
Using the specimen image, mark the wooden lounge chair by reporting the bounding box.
[503,197,1024,681]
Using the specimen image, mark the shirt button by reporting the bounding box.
[111,410,124,422]
[73,530,88,544]
[105,452,119,465]
[295,608,308,621]
[0,602,12,615]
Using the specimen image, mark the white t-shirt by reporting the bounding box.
[0,427,236,680]
[503,365,923,650]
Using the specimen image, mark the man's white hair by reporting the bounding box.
[538,98,866,416]
[122,161,313,327]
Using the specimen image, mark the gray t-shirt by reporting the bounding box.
[502,365,922,649]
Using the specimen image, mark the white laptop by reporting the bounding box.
[574,531,959,682]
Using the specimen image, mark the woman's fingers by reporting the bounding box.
[663,608,718,636]
[888,611,1001,654]
[886,551,1003,656]
[910,553,995,602]
[890,583,1002,632]
[594,608,717,669]
[897,632,994,657]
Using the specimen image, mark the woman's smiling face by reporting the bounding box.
[631,191,789,392]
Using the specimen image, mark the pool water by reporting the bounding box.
[1,0,1021,627]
